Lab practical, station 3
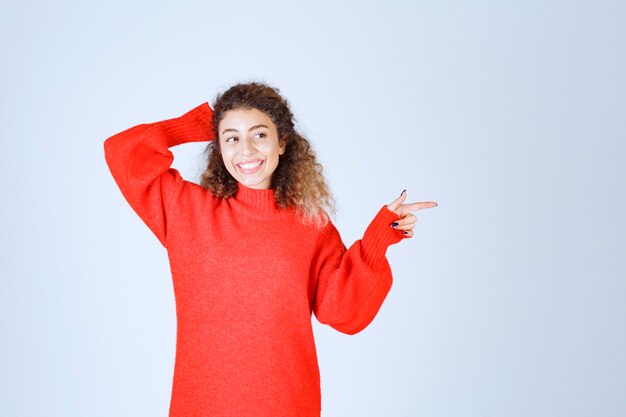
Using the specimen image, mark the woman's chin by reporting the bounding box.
[238,178,271,190]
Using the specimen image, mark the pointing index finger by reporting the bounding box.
[405,201,438,211]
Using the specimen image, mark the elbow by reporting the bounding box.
[331,321,368,336]
[314,283,392,335]
[103,135,117,164]
[103,138,118,175]
[316,309,377,336]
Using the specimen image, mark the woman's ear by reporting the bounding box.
[279,135,287,155]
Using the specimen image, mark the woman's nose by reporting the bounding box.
[241,138,255,154]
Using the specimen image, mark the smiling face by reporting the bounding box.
[218,107,286,190]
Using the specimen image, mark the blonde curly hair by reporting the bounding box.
[199,81,336,229]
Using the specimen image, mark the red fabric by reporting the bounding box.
[103,102,405,417]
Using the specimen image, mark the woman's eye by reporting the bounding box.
[226,137,237,142]
[254,133,266,139]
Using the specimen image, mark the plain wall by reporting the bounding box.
[1,1,624,416]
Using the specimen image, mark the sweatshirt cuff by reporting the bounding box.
[160,102,216,147]
[361,205,404,267]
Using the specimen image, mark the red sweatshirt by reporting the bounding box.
[103,102,405,417]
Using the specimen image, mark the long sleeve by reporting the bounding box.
[103,102,215,247]
[312,205,405,335]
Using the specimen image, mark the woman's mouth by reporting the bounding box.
[237,160,263,174]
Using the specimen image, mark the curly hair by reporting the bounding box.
[199,81,336,229]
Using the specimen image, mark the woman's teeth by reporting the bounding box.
[239,161,262,169]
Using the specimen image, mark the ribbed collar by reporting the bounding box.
[234,182,283,215]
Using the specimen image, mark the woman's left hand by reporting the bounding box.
[386,190,438,238]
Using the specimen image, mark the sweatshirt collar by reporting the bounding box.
[234,182,283,215]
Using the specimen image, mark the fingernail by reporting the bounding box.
[390,222,399,228]
[400,189,406,196]
[403,231,408,235]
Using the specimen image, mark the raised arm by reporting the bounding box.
[311,205,405,335]
[103,102,215,247]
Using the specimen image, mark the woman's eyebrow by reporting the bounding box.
[221,124,268,135]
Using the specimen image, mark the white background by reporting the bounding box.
[1,1,624,416]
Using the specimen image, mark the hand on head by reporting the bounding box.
[386,190,438,238]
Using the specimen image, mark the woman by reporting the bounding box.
[103,81,437,417]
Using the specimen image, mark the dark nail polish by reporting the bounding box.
[391,222,399,228]
[403,231,408,235]
[400,189,406,196]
